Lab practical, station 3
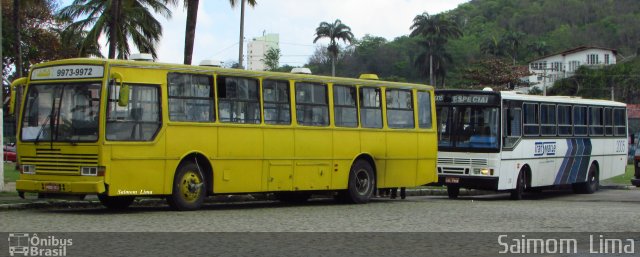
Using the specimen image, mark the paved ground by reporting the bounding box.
[1,188,639,233]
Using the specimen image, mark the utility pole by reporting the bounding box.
[238,0,246,69]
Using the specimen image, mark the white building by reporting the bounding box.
[247,33,279,71]
[524,46,617,93]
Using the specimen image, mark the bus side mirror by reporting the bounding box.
[9,77,27,115]
[111,72,129,107]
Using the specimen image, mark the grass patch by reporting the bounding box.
[3,162,19,183]
[604,164,635,185]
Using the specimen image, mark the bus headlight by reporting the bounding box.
[480,168,490,175]
[21,165,35,175]
[81,167,98,176]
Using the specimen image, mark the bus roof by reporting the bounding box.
[436,89,626,107]
[29,58,433,91]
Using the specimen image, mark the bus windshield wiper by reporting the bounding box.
[34,114,51,145]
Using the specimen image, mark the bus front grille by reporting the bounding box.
[441,167,465,174]
[20,148,98,175]
[438,158,488,166]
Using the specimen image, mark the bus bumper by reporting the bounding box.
[437,175,499,191]
[16,179,106,194]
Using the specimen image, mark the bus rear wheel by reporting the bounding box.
[167,162,206,211]
[344,159,375,204]
[573,164,599,194]
[98,194,135,210]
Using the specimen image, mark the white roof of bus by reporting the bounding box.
[499,91,626,107]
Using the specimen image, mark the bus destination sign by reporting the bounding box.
[435,93,498,105]
[31,65,105,80]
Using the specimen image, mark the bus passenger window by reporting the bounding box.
[540,104,556,136]
[360,87,382,128]
[589,107,604,136]
[604,108,613,135]
[106,84,161,141]
[217,76,261,124]
[418,91,432,129]
[295,82,329,126]
[558,105,572,136]
[167,73,214,122]
[574,106,588,136]
[523,103,539,136]
[263,80,291,125]
[503,101,521,148]
[386,89,414,129]
[333,85,357,127]
[613,108,627,136]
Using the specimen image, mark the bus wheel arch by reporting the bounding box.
[510,166,529,200]
[167,152,212,211]
[341,154,377,204]
[573,161,599,194]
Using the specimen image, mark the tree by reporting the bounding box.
[480,35,503,57]
[261,47,280,71]
[13,0,22,77]
[409,12,462,86]
[527,41,550,57]
[58,0,174,59]
[414,37,452,87]
[463,58,532,90]
[313,19,355,76]
[182,0,198,65]
[500,30,525,65]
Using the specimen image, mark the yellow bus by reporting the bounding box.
[12,58,437,210]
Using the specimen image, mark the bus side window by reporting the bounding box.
[295,82,329,126]
[523,103,539,136]
[604,108,613,136]
[333,85,357,127]
[503,100,521,148]
[360,87,382,128]
[217,76,261,124]
[613,108,627,136]
[574,106,588,136]
[558,105,573,136]
[106,84,161,141]
[167,73,215,122]
[386,89,414,129]
[417,91,432,129]
[263,79,291,125]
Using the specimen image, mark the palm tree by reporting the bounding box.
[313,19,355,76]
[527,41,550,57]
[500,31,524,65]
[414,38,452,87]
[58,0,174,59]
[410,12,462,86]
[182,0,199,64]
[229,0,257,68]
[480,36,503,57]
[13,0,23,77]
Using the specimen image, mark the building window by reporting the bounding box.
[587,54,599,65]
[605,54,610,64]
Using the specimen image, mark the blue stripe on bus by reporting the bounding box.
[576,139,592,182]
[554,138,573,184]
[567,138,584,184]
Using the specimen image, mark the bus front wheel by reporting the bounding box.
[447,186,460,199]
[510,171,525,200]
[98,194,135,210]
[167,162,206,211]
[573,164,599,194]
[345,159,375,204]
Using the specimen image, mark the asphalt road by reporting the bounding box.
[1,188,639,233]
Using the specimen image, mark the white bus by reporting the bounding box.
[435,89,628,199]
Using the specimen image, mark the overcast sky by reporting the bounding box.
[61,0,469,66]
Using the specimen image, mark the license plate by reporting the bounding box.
[44,183,61,192]
[445,177,459,184]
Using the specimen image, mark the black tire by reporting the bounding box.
[167,162,206,211]
[447,186,460,199]
[98,194,135,210]
[400,188,406,200]
[344,159,375,204]
[510,171,525,200]
[274,192,311,203]
[573,164,599,194]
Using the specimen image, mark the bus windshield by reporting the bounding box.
[21,83,101,142]
[437,105,499,151]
